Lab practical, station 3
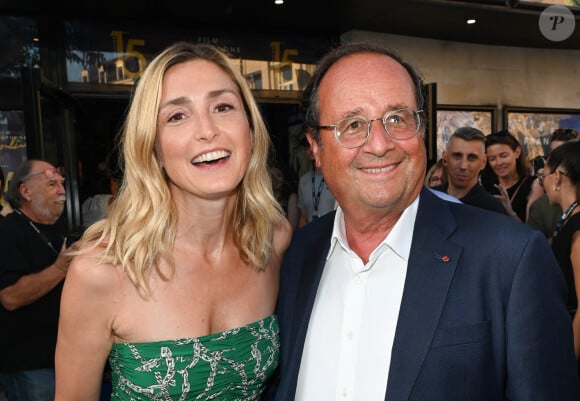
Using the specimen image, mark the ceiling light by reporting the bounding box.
[275,0,284,4]
[466,19,476,24]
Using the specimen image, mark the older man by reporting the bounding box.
[274,42,579,401]
[0,159,74,401]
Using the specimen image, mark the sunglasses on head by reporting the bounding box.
[23,167,65,182]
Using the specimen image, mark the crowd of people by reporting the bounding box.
[1,40,579,401]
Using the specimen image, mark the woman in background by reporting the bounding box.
[424,158,447,188]
[541,140,580,366]
[527,128,578,241]
[483,130,534,221]
[54,42,291,400]
[269,163,299,231]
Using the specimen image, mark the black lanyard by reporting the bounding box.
[553,200,578,238]
[14,209,59,255]
[311,169,325,216]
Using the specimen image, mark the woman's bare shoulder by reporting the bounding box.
[67,242,122,294]
[273,218,293,256]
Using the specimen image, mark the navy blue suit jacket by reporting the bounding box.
[274,187,580,401]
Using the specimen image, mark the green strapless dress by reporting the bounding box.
[108,315,279,400]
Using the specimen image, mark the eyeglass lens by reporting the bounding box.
[335,109,421,148]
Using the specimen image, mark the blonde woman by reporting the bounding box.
[54,42,291,400]
[424,158,446,188]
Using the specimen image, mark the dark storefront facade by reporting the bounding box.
[0,13,338,232]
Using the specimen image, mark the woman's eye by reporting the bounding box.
[167,112,186,123]
[215,103,234,113]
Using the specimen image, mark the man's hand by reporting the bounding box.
[54,239,75,274]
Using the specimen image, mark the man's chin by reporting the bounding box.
[453,177,473,185]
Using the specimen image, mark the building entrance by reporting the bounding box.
[73,97,306,214]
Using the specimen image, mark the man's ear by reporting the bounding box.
[479,154,487,172]
[306,131,322,169]
[442,150,448,166]
[19,182,32,201]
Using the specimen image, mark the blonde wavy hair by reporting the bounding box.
[80,42,285,295]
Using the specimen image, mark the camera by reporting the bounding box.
[531,156,545,174]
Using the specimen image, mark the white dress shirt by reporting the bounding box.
[295,196,419,401]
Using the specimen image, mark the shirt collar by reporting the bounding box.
[329,195,420,262]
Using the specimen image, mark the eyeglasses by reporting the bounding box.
[23,167,65,183]
[429,176,442,184]
[536,169,568,186]
[317,108,423,149]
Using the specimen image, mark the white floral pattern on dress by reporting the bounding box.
[109,315,279,401]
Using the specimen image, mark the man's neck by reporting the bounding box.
[18,205,56,225]
[498,173,519,189]
[446,182,476,200]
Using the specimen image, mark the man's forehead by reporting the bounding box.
[448,137,485,152]
[318,56,418,118]
[321,53,415,93]
[450,150,482,158]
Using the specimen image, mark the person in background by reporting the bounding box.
[269,163,300,231]
[81,168,121,230]
[274,41,579,401]
[54,42,291,400]
[0,159,75,401]
[483,130,534,221]
[0,166,4,219]
[0,166,13,218]
[424,158,446,188]
[527,128,578,241]
[424,159,461,204]
[297,139,336,227]
[525,154,547,221]
[435,126,506,214]
[540,140,580,366]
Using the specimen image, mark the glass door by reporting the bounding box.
[20,66,82,234]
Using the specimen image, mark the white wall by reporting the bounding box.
[342,30,580,127]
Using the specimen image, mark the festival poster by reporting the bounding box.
[0,110,27,199]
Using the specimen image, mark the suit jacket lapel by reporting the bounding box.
[285,215,334,387]
[385,189,462,401]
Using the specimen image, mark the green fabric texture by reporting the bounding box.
[108,315,279,400]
